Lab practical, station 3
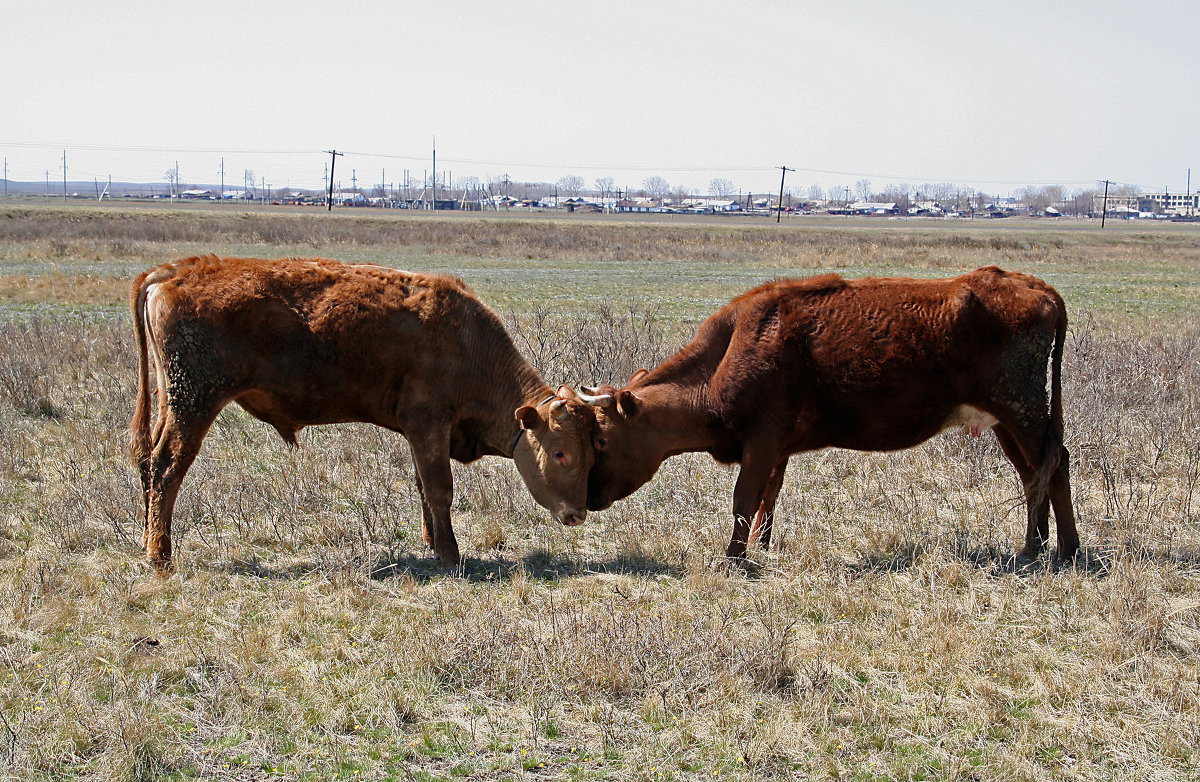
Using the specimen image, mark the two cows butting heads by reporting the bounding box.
[130,257,1081,575]
[579,267,1080,563]
[129,255,596,574]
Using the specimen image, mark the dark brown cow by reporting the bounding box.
[130,255,596,573]
[582,266,1080,561]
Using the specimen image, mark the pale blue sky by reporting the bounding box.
[2,1,1196,196]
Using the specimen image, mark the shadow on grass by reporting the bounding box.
[846,539,1200,580]
[217,548,684,583]
[367,548,685,583]
[217,537,1200,584]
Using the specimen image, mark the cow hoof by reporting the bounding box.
[436,548,462,569]
[1017,544,1044,561]
[720,553,757,576]
[147,557,176,577]
[1055,545,1082,566]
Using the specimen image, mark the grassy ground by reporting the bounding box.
[1,204,1199,780]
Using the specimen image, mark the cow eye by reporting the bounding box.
[554,450,564,460]
[596,438,608,448]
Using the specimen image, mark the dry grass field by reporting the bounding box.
[1,204,1199,780]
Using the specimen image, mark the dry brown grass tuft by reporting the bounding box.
[1,207,1199,780]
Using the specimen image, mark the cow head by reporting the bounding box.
[578,378,667,511]
[512,385,596,528]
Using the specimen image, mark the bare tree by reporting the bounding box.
[163,167,180,198]
[1017,185,1066,214]
[557,175,585,197]
[879,183,912,212]
[594,176,615,200]
[807,183,825,202]
[1070,187,1099,216]
[643,176,670,199]
[243,169,256,198]
[921,182,957,205]
[708,178,736,199]
[486,174,508,196]
[854,179,873,202]
[670,185,691,205]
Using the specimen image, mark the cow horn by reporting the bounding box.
[577,389,614,407]
[550,399,570,420]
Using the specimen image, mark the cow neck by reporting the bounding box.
[630,380,720,456]
[630,333,726,455]
[483,342,556,460]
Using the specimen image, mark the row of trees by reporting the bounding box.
[158,160,1138,213]
[548,173,1141,215]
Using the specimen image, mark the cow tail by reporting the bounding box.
[129,271,154,481]
[1032,292,1068,496]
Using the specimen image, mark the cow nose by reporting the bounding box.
[561,510,587,527]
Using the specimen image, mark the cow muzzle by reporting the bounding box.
[560,509,587,527]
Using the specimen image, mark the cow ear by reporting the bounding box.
[629,368,650,384]
[515,405,542,430]
[617,390,641,419]
[556,384,578,400]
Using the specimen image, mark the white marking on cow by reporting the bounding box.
[942,404,999,438]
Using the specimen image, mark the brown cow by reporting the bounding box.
[582,266,1080,561]
[130,255,596,573]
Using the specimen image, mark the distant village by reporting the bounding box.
[160,187,1200,221]
[7,176,1198,220]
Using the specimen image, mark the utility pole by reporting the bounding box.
[1100,179,1110,228]
[776,165,793,223]
[220,157,225,201]
[431,138,437,211]
[62,150,67,202]
[324,149,342,211]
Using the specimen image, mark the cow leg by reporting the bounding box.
[995,418,1079,560]
[1047,444,1080,558]
[407,428,461,567]
[138,399,172,543]
[144,408,217,574]
[993,426,1050,559]
[412,470,435,548]
[728,448,782,559]
[747,457,789,550]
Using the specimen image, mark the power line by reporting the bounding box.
[0,138,1159,192]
